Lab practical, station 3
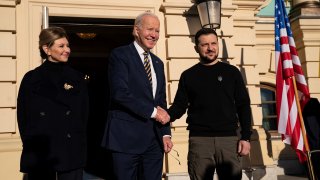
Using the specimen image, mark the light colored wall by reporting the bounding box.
[0,1,17,133]
[0,0,23,179]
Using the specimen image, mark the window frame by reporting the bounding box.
[259,84,281,140]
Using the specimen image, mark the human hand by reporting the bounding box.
[163,136,173,153]
[155,106,170,125]
[238,140,251,156]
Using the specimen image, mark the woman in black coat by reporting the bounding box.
[17,27,89,180]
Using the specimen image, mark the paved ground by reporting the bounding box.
[84,172,309,180]
[277,175,308,180]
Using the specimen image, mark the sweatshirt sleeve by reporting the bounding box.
[234,69,252,141]
[168,73,189,121]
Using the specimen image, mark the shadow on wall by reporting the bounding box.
[183,4,201,44]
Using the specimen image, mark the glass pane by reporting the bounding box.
[262,118,271,131]
[262,104,276,116]
[260,86,277,131]
[262,118,277,131]
[262,104,269,116]
[261,88,275,102]
[269,118,277,130]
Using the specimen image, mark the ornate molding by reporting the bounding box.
[161,2,236,17]
[0,0,19,6]
[233,0,266,10]
[0,137,22,152]
[160,2,195,15]
[289,1,320,21]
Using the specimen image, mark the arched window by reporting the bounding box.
[260,84,277,131]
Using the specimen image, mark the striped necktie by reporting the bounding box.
[143,51,152,87]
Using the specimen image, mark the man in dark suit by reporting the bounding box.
[101,12,173,180]
[302,98,320,179]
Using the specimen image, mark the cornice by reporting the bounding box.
[0,137,22,152]
[232,0,266,10]
[160,2,196,15]
[161,2,236,17]
[289,1,320,21]
[0,0,20,6]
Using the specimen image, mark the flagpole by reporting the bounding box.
[291,76,315,180]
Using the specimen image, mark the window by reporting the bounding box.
[260,85,277,131]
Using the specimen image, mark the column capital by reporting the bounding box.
[289,1,320,21]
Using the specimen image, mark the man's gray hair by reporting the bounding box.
[134,11,159,28]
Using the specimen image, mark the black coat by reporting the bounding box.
[302,98,320,179]
[17,60,89,172]
[303,98,320,151]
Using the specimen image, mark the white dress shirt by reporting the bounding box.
[134,41,158,118]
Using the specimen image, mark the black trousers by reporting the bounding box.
[112,139,163,180]
[27,168,83,180]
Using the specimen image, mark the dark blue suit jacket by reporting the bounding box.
[102,43,171,154]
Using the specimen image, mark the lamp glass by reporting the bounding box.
[197,0,221,29]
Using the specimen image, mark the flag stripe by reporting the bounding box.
[275,0,310,162]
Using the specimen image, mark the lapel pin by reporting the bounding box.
[64,83,73,90]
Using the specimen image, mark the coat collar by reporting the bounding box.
[29,61,82,107]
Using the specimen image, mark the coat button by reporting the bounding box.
[40,112,46,116]
[66,110,71,115]
[67,133,71,138]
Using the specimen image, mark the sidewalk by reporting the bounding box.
[277,175,308,180]
[84,172,309,180]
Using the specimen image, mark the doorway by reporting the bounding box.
[50,16,134,179]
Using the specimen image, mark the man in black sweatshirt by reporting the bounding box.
[168,28,252,180]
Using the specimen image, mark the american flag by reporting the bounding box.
[275,0,310,162]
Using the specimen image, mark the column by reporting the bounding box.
[290,0,320,99]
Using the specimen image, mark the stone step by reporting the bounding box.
[83,161,309,180]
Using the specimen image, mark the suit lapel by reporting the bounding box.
[150,53,162,99]
[129,43,154,94]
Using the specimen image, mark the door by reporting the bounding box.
[42,6,49,29]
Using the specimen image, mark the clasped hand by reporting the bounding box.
[155,106,170,125]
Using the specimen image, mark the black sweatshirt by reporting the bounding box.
[168,61,252,141]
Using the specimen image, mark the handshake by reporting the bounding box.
[155,106,170,125]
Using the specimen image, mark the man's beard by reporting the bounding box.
[199,54,216,64]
